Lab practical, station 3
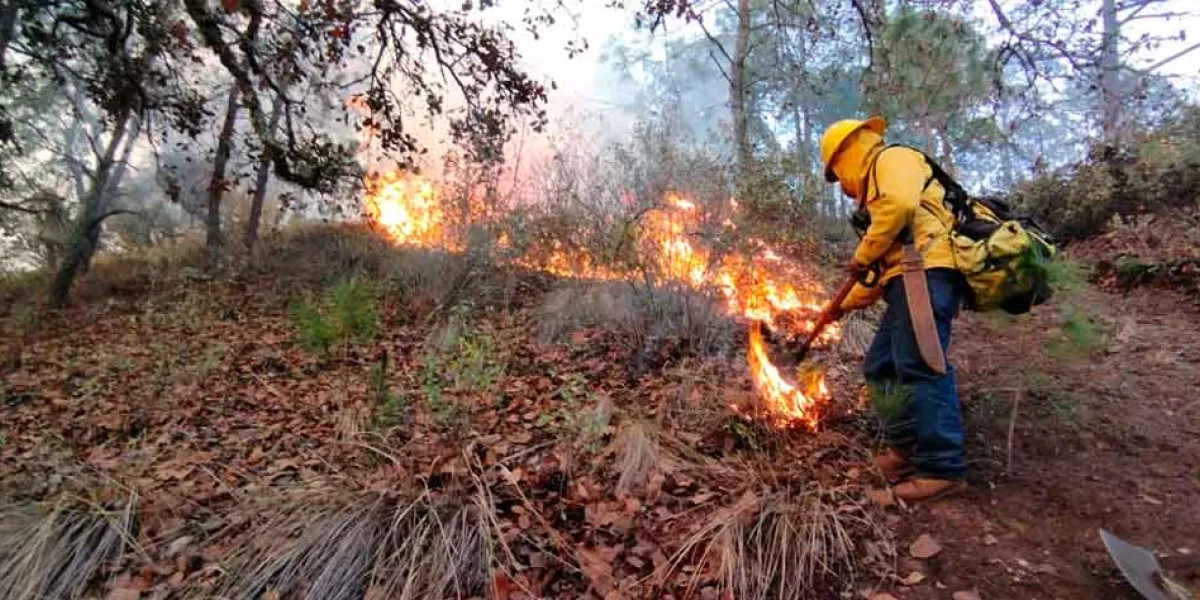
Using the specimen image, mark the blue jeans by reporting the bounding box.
[863,268,967,480]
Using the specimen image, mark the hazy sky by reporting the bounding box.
[498,0,1200,120]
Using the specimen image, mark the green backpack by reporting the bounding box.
[859,145,1057,314]
[916,148,1056,314]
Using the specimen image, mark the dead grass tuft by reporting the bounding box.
[613,421,674,494]
[669,485,892,599]
[836,309,878,357]
[0,495,138,600]
[538,280,737,360]
[217,487,492,600]
[251,222,398,285]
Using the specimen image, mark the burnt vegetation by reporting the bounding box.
[3,0,1200,599]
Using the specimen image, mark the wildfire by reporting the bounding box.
[746,322,825,430]
[362,171,836,429]
[363,171,446,248]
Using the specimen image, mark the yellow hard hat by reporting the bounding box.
[820,116,886,182]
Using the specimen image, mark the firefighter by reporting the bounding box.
[820,116,968,502]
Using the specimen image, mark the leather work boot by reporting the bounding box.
[893,478,967,502]
[873,450,915,483]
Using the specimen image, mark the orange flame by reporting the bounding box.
[747,322,824,430]
[363,171,446,247]
[362,172,835,428]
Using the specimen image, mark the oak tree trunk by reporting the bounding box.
[244,99,282,252]
[50,112,132,306]
[206,86,240,268]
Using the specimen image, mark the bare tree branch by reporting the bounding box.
[696,16,733,66]
[0,200,42,215]
[849,0,875,72]
[707,50,733,85]
[1136,40,1200,73]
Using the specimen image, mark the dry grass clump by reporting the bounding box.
[214,488,493,600]
[257,222,511,319]
[538,280,738,360]
[251,222,400,285]
[837,308,880,357]
[669,484,892,599]
[612,421,678,494]
[0,495,138,600]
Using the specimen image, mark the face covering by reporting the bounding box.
[832,129,884,201]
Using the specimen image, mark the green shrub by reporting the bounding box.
[371,357,409,427]
[290,300,337,354]
[1048,307,1104,358]
[1045,257,1090,295]
[289,277,379,355]
[1011,106,1200,240]
[417,306,506,428]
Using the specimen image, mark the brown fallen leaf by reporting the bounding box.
[910,533,943,559]
[952,590,982,600]
[870,595,900,600]
[105,589,140,600]
[983,533,998,546]
[577,547,617,595]
[900,570,927,585]
[490,574,519,600]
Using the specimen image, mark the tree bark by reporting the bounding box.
[1099,0,1122,140]
[937,128,955,175]
[730,0,752,172]
[244,97,281,252]
[0,2,17,71]
[51,111,132,306]
[206,86,240,269]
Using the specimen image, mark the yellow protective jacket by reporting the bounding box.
[839,141,958,312]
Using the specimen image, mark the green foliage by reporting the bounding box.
[371,358,409,427]
[330,278,380,342]
[725,417,762,451]
[420,351,452,424]
[542,374,610,448]
[418,306,506,428]
[1045,257,1090,296]
[1012,106,1200,240]
[868,381,912,421]
[290,298,337,354]
[1048,307,1104,358]
[289,278,379,355]
[866,8,994,155]
[1113,255,1155,284]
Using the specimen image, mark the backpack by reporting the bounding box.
[865,145,1057,315]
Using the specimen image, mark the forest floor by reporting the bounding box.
[1,223,1198,599]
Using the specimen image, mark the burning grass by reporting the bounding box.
[363,171,837,429]
[0,494,138,600]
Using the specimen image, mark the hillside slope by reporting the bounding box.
[1,225,1198,599]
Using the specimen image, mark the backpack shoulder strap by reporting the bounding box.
[880,144,974,222]
[860,143,907,206]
